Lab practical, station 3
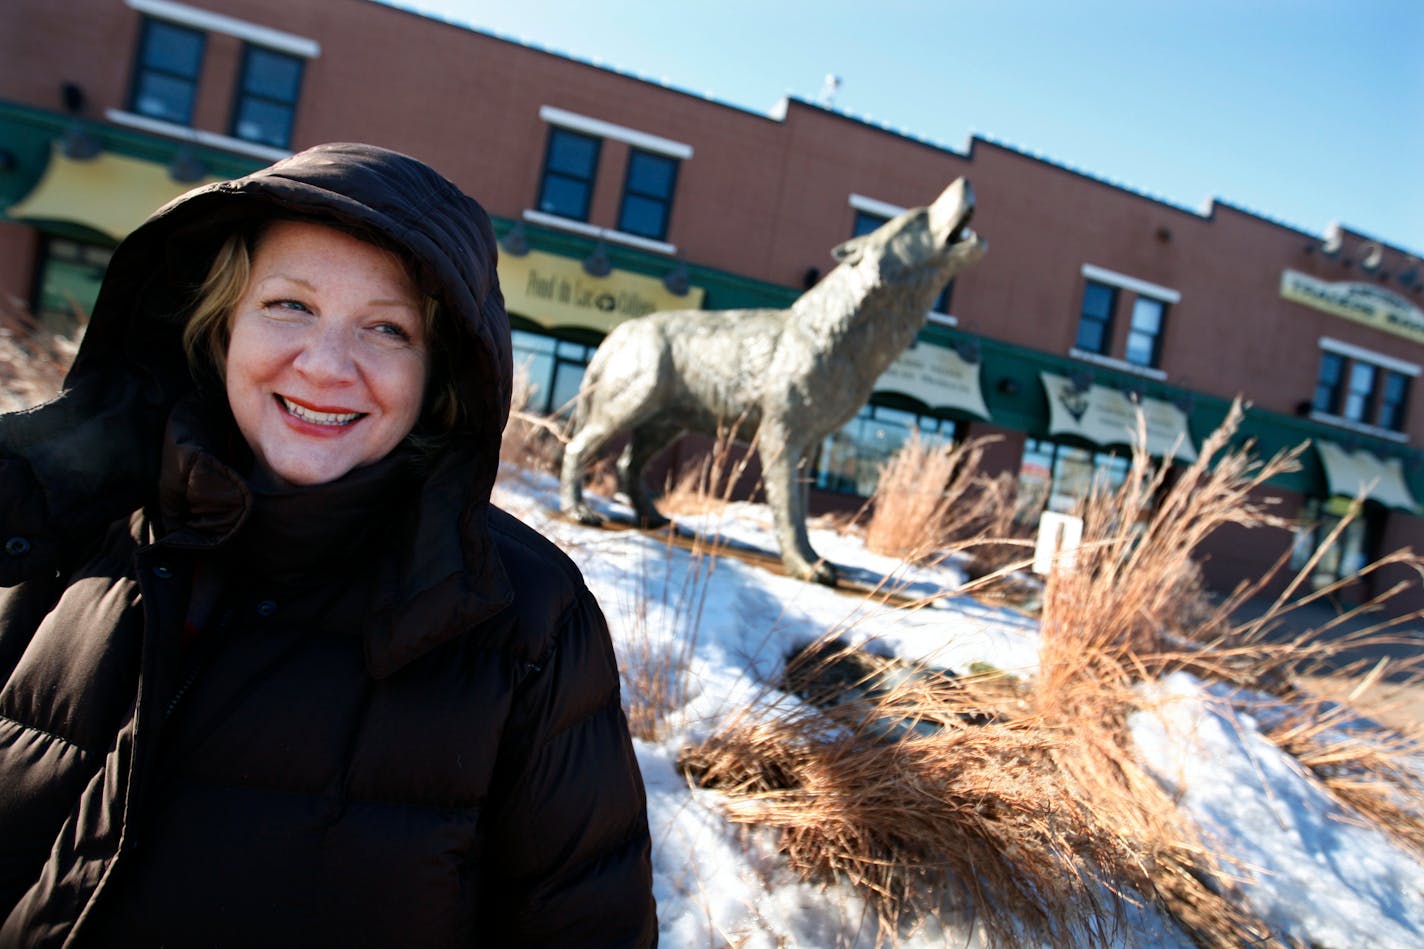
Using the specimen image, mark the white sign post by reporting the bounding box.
[1033,511,1083,576]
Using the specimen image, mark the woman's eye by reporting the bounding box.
[262,299,311,314]
[373,322,414,342]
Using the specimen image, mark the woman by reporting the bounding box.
[0,143,656,947]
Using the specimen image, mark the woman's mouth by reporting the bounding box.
[277,395,365,427]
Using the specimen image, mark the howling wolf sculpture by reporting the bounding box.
[559,178,986,584]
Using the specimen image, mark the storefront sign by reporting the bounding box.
[1281,269,1424,345]
[1041,372,1197,461]
[499,249,703,334]
[1315,441,1418,511]
[874,342,990,419]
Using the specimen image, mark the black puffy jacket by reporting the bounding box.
[0,144,656,947]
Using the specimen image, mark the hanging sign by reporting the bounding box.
[1281,269,1424,345]
[1041,371,1197,461]
[874,342,990,419]
[498,249,703,334]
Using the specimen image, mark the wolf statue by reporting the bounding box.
[559,178,986,584]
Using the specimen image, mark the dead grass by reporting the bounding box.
[679,401,1424,946]
[863,433,1004,561]
[621,425,761,741]
[0,295,79,411]
[497,360,567,477]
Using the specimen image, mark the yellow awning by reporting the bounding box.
[6,146,219,242]
[1316,441,1418,512]
[1041,371,1197,461]
[499,248,703,335]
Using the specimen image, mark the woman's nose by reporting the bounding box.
[292,324,357,382]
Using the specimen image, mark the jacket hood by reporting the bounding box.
[71,142,513,473]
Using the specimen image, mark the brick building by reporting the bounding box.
[3,0,1421,610]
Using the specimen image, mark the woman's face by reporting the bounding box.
[225,220,428,487]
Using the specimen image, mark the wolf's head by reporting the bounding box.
[830,178,987,294]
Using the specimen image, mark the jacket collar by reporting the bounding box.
[156,397,513,676]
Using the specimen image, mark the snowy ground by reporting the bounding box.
[494,469,1424,948]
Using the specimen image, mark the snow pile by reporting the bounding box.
[495,470,1424,947]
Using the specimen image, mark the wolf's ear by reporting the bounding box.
[831,234,868,265]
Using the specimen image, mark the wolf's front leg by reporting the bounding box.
[760,444,836,585]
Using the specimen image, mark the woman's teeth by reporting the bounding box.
[281,397,361,426]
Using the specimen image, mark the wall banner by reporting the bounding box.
[1041,371,1197,461]
[874,342,990,419]
[1280,269,1424,345]
[499,249,703,335]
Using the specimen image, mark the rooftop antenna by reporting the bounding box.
[818,73,842,108]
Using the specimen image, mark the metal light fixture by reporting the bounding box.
[60,120,101,160]
[499,221,529,257]
[582,241,611,277]
[1069,369,1093,393]
[168,146,206,183]
[953,338,980,364]
[662,261,690,296]
[58,80,101,161]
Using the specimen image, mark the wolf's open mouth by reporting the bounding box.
[950,205,976,245]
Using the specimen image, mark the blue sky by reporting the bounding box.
[392,0,1424,256]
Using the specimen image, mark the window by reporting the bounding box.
[815,403,957,496]
[851,210,952,314]
[129,17,206,125]
[1379,371,1411,432]
[538,128,601,222]
[1014,437,1129,523]
[617,149,679,241]
[1125,296,1167,368]
[32,238,113,335]
[1311,344,1414,433]
[1074,280,1117,355]
[1289,496,1379,591]
[511,329,596,416]
[231,44,304,148]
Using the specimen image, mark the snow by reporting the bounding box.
[495,469,1424,947]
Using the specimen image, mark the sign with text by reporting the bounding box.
[1041,372,1197,461]
[499,250,704,334]
[874,342,990,419]
[1280,269,1424,345]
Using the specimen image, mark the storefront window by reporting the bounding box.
[1290,496,1378,590]
[511,328,595,416]
[1014,437,1128,523]
[815,403,956,496]
[34,238,112,335]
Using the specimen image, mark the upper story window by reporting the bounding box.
[849,199,952,317]
[1125,296,1168,368]
[527,107,691,253]
[231,43,304,148]
[129,16,206,124]
[538,128,602,222]
[117,1,319,159]
[617,149,679,241]
[1071,264,1180,377]
[1311,338,1415,435]
[1075,280,1117,354]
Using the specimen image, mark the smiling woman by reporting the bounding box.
[0,144,655,947]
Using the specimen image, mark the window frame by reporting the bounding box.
[1074,279,1118,356]
[229,42,305,149]
[1124,295,1169,369]
[536,127,603,224]
[814,401,958,497]
[1310,339,1418,436]
[617,148,680,242]
[127,15,207,126]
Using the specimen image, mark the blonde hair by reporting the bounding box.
[183,227,462,443]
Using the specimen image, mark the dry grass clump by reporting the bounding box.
[863,433,1004,561]
[497,360,566,477]
[620,428,758,741]
[0,295,79,411]
[681,401,1424,945]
